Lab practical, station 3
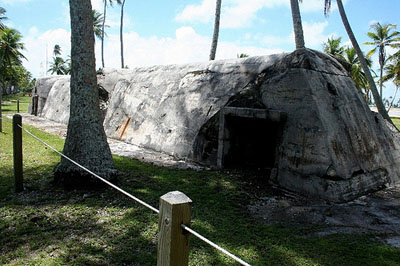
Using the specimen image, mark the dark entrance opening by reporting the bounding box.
[217,107,286,177]
[223,116,280,170]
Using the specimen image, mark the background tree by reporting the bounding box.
[383,52,400,111]
[120,0,126,68]
[290,0,305,49]
[324,0,393,125]
[101,0,121,68]
[209,0,221,60]
[92,9,106,41]
[365,22,400,97]
[0,7,7,30]
[0,27,26,93]
[322,37,344,58]
[48,56,67,75]
[54,0,117,186]
[53,44,62,57]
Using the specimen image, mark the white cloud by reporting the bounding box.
[303,21,330,48]
[22,28,71,77]
[175,0,336,29]
[99,26,283,69]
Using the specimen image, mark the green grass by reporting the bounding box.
[392,117,400,130]
[1,93,31,114]
[1,97,400,265]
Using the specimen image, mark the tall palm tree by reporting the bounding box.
[0,7,7,31]
[120,0,126,68]
[0,28,26,66]
[55,0,116,186]
[101,0,121,68]
[53,44,62,56]
[383,53,400,111]
[209,0,222,60]
[290,0,305,49]
[92,10,106,41]
[48,56,67,75]
[365,22,400,97]
[322,37,344,58]
[344,47,373,103]
[324,0,393,124]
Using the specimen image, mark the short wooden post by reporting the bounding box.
[13,114,23,192]
[157,191,192,266]
[17,99,20,113]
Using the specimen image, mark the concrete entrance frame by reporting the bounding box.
[217,107,287,173]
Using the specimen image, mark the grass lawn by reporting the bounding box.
[1,95,400,265]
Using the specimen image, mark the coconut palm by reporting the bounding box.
[383,53,400,111]
[324,0,393,124]
[0,7,7,31]
[344,47,373,103]
[92,9,106,41]
[53,44,62,56]
[101,0,121,68]
[120,0,126,68]
[365,22,400,97]
[322,37,344,59]
[55,0,116,186]
[209,0,222,60]
[48,56,67,75]
[0,28,26,66]
[290,0,305,49]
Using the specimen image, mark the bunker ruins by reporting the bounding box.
[31,48,400,202]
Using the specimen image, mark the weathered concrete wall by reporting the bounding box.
[32,49,400,202]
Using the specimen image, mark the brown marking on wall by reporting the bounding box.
[119,117,131,140]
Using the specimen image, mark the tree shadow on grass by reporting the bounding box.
[1,157,400,265]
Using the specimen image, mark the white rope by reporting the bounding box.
[181,224,251,266]
[0,116,12,124]
[17,123,159,214]
[14,118,251,265]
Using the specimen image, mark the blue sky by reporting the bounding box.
[1,0,399,100]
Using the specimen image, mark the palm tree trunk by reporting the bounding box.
[290,0,305,49]
[55,0,116,186]
[120,0,125,68]
[209,0,221,61]
[387,85,399,113]
[336,0,393,125]
[101,0,107,68]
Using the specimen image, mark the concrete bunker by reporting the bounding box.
[31,49,400,202]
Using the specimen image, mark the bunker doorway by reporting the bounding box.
[217,107,286,175]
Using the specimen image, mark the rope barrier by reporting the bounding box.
[17,123,160,214]
[11,117,252,266]
[181,224,251,266]
[0,116,12,124]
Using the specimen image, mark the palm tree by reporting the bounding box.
[324,0,393,124]
[209,0,222,60]
[48,56,67,75]
[0,28,26,66]
[343,47,373,103]
[101,0,121,68]
[0,7,7,30]
[92,10,106,41]
[55,0,116,186]
[53,44,62,56]
[365,22,400,97]
[383,53,400,111]
[120,0,126,68]
[290,0,305,49]
[322,37,344,58]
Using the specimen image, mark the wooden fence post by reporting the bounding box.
[17,99,20,113]
[157,191,192,266]
[13,114,23,192]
